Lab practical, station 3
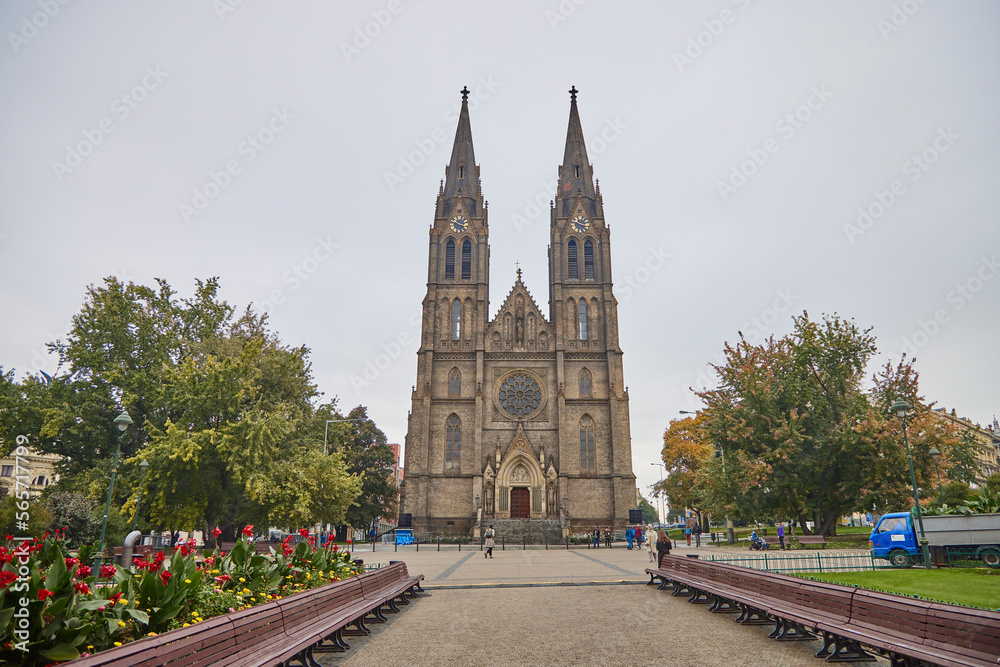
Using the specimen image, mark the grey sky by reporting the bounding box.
[1,1,998,504]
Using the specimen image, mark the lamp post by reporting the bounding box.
[95,410,132,573]
[650,462,665,525]
[131,459,150,533]
[890,398,932,569]
[929,446,943,503]
[714,445,735,545]
[323,418,366,455]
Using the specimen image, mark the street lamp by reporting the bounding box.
[650,462,665,524]
[929,446,943,502]
[890,398,932,569]
[131,459,150,533]
[714,445,735,545]
[95,410,132,574]
[323,418,366,455]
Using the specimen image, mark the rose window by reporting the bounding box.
[498,373,542,418]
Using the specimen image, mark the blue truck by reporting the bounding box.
[869,511,1000,567]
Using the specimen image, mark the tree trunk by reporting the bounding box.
[797,513,812,535]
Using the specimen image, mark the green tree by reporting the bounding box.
[325,406,398,533]
[697,312,955,536]
[141,316,360,537]
[637,496,658,524]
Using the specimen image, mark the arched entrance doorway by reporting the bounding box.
[510,487,530,518]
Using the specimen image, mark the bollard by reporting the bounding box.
[545,535,548,550]
[458,538,461,552]
[566,535,569,550]
[523,536,526,550]
[437,536,441,551]
[502,536,505,551]
[416,536,419,552]
[394,539,397,552]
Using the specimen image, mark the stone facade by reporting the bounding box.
[400,87,636,538]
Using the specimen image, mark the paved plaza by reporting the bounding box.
[318,543,892,667]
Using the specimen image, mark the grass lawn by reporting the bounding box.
[800,568,1000,610]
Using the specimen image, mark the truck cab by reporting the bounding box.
[869,512,918,566]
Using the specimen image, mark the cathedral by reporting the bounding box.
[400,87,636,540]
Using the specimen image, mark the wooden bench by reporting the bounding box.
[67,562,424,666]
[646,558,1000,666]
[795,535,827,548]
[761,536,782,548]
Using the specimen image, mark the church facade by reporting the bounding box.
[400,87,636,538]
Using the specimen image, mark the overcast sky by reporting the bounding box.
[2,1,998,505]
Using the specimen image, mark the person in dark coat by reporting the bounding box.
[656,529,672,567]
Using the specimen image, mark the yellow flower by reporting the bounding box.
[306,573,311,579]
[117,621,126,627]
[184,579,192,584]
[87,646,94,650]
[239,577,246,583]
[183,623,190,627]
[147,632,157,637]
[243,588,251,595]
[114,642,122,647]
[212,569,219,574]
[250,597,256,602]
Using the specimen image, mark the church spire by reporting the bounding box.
[442,86,479,209]
[557,86,596,216]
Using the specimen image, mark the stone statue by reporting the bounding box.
[484,482,494,514]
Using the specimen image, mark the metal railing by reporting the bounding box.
[708,551,896,573]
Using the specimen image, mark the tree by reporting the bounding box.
[697,312,957,536]
[327,406,398,533]
[141,316,361,536]
[637,496,658,524]
[657,413,714,528]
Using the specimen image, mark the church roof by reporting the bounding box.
[557,86,596,217]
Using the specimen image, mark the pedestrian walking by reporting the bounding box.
[656,529,672,567]
[693,522,701,548]
[593,528,600,549]
[636,525,644,549]
[646,525,656,562]
[777,523,786,550]
[626,526,634,550]
[604,526,612,548]
[685,525,691,546]
[484,525,495,558]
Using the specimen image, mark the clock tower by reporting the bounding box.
[401,87,635,540]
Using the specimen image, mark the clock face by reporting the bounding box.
[449,215,469,233]
[571,215,589,233]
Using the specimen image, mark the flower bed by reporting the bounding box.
[0,527,362,665]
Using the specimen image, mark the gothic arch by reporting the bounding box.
[494,426,547,518]
[567,238,578,280]
[583,238,595,281]
[461,238,472,279]
[444,237,456,279]
[448,367,461,395]
[590,297,600,340]
[463,296,474,340]
[579,368,592,397]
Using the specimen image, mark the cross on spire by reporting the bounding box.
[461,85,470,101]
[569,85,578,102]
[515,261,522,281]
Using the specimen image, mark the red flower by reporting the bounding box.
[212,527,222,538]
[38,588,54,600]
[180,538,197,556]
[242,525,254,537]
[75,565,92,578]
[100,564,117,578]
[65,557,80,570]
[333,545,339,552]
[0,571,17,588]
[203,556,215,566]
[4,535,11,541]
[160,571,172,585]
[214,574,231,583]
[298,528,309,538]
[74,581,91,594]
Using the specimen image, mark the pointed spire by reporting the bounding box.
[443,86,478,206]
[557,86,596,215]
